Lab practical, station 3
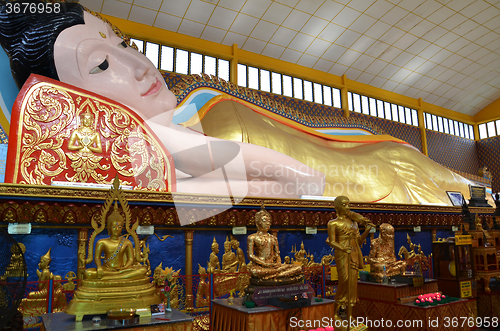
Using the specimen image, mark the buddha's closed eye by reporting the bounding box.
[90,55,109,74]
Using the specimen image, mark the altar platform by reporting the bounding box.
[40,309,194,331]
[357,279,438,303]
[211,297,335,331]
[477,280,500,320]
[354,280,477,331]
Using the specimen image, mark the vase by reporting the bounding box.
[165,293,172,312]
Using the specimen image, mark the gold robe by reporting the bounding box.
[192,100,473,204]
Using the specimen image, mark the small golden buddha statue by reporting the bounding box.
[196,264,210,307]
[68,109,102,154]
[208,237,220,273]
[294,241,308,266]
[247,205,302,284]
[368,223,406,281]
[20,248,66,314]
[230,235,246,271]
[65,176,160,321]
[28,248,53,299]
[1,242,26,280]
[222,236,238,273]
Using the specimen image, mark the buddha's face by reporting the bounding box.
[380,227,394,241]
[39,257,50,269]
[54,12,177,121]
[224,242,231,252]
[231,240,238,249]
[212,244,219,254]
[109,220,123,236]
[335,197,350,216]
[81,112,93,127]
[256,213,271,232]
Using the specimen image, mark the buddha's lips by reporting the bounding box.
[142,78,161,96]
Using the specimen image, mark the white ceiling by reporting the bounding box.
[79,0,500,116]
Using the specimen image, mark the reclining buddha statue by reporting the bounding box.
[65,177,160,321]
[0,0,477,211]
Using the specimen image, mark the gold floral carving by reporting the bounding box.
[14,82,171,190]
[19,85,74,185]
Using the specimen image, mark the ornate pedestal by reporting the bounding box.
[354,281,477,330]
[211,297,334,331]
[472,246,500,294]
[357,280,438,304]
[41,309,193,331]
[477,280,500,320]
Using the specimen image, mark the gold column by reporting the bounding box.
[77,229,88,280]
[230,44,239,85]
[473,123,480,141]
[341,74,349,118]
[184,230,194,310]
[417,98,428,156]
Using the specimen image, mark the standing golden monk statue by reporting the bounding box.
[326,196,373,326]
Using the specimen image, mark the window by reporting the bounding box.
[384,102,392,120]
[160,46,174,72]
[248,66,259,89]
[293,77,303,99]
[479,123,487,139]
[237,65,341,108]
[304,80,313,102]
[369,98,377,117]
[145,42,159,69]
[260,69,271,92]
[487,121,496,137]
[424,113,474,139]
[238,64,247,87]
[283,75,293,97]
[132,37,231,80]
[176,49,189,75]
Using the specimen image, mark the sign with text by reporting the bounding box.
[470,185,486,199]
[455,235,472,245]
[8,223,31,234]
[232,226,247,235]
[460,280,472,298]
[252,284,314,306]
[305,226,317,235]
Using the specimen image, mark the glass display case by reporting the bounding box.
[432,240,476,298]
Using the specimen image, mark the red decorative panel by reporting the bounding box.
[6,75,175,191]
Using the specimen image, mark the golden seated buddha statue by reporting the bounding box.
[65,178,160,321]
[247,206,302,285]
[368,223,406,281]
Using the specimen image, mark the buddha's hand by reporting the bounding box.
[97,268,103,279]
[341,246,352,254]
[362,218,375,228]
